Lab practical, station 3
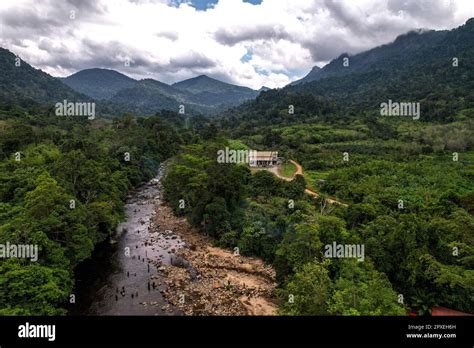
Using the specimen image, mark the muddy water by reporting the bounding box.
[70,166,184,315]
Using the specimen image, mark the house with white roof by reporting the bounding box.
[249,151,279,167]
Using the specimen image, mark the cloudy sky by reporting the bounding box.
[1,0,473,89]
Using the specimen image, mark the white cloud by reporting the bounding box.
[0,0,473,89]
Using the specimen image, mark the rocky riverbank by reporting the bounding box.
[147,191,278,316]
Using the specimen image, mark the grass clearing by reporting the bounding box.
[280,161,297,178]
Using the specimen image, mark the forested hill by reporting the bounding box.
[109,78,191,116]
[223,18,474,130]
[0,48,90,113]
[289,66,321,86]
[61,68,137,100]
[173,74,259,107]
[60,70,260,115]
[290,18,474,117]
[0,48,261,117]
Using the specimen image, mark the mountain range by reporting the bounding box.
[0,47,261,116]
[0,18,473,118]
[289,18,474,103]
[226,18,474,128]
[61,69,260,115]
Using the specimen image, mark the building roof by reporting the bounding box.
[250,151,278,161]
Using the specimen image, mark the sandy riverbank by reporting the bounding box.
[148,199,278,316]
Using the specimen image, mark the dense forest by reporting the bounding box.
[160,20,474,315]
[162,116,474,314]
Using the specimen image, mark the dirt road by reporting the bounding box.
[264,159,347,207]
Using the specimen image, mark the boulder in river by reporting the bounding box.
[170,254,190,269]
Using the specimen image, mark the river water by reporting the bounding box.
[70,166,184,315]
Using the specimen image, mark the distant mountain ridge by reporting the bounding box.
[61,68,136,100]
[2,18,473,119]
[109,78,188,116]
[0,48,262,116]
[290,28,449,87]
[225,18,474,127]
[291,18,474,92]
[289,66,322,86]
[60,69,261,115]
[173,75,259,108]
[289,18,474,114]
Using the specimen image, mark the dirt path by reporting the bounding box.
[304,187,346,206]
[261,159,347,207]
[290,159,303,176]
[273,159,302,181]
[148,200,278,316]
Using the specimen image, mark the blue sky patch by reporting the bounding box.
[170,0,262,11]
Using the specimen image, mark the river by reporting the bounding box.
[70,166,184,315]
